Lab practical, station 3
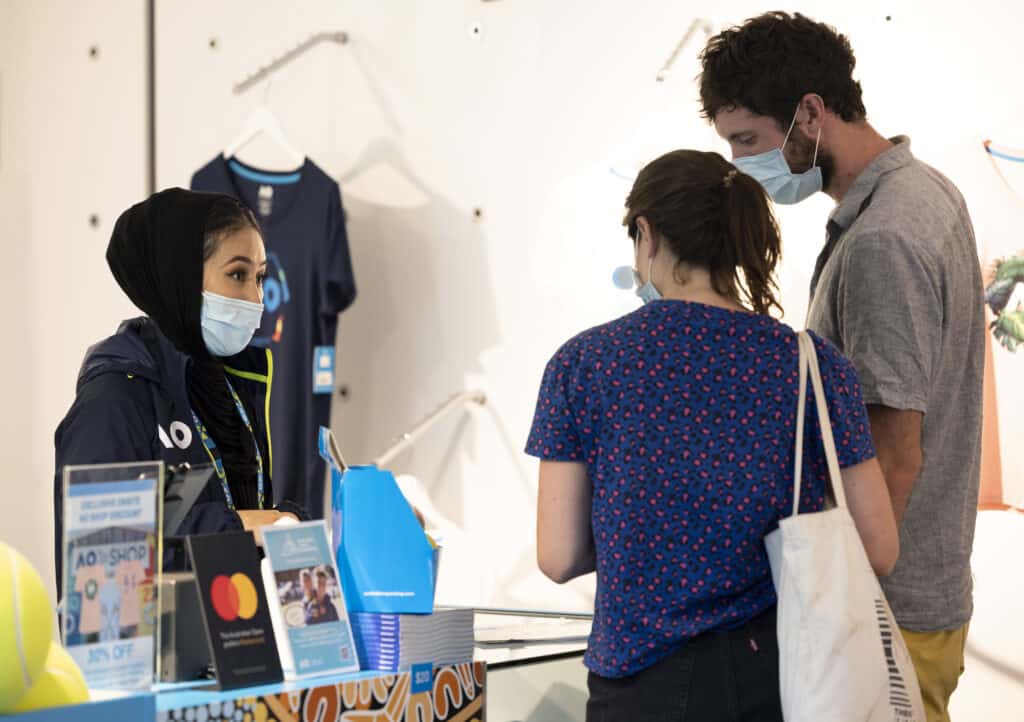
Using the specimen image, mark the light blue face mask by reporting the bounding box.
[634,257,662,304]
[732,106,822,205]
[200,291,264,357]
[612,232,662,304]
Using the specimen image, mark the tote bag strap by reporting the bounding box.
[791,331,849,516]
[791,331,810,516]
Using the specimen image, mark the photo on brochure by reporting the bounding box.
[274,564,345,630]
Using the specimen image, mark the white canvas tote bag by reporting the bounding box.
[764,331,925,722]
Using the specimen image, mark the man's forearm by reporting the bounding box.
[866,405,924,526]
[877,458,917,525]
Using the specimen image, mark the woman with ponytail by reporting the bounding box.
[526,150,897,721]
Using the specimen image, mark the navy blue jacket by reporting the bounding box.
[54,317,303,593]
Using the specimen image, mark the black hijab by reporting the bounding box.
[107,188,214,359]
[107,188,263,509]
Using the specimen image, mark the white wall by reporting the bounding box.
[0,0,146,599]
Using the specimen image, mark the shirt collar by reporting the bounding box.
[829,136,913,229]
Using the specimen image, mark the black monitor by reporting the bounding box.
[163,463,217,540]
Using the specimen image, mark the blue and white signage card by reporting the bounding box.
[312,346,335,395]
[62,462,163,691]
[261,521,359,679]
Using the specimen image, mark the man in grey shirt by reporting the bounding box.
[699,12,984,722]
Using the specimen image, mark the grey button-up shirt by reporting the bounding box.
[807,137,985,630]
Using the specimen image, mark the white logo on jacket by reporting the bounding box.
[158,421,193,450]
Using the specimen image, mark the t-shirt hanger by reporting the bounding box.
[223,105,305,171]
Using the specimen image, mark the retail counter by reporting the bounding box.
[156,662,487,721]
[4,663,486,722]
[5,611,591,722]
[474,610,590,722]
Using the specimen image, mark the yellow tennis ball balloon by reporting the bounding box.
[11,641,89,712]
[0,542,53,712]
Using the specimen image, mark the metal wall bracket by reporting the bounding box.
[234,31,349,95]
[656,18,714,82]
[373,390,488,467]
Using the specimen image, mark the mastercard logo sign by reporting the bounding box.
[210,573,259,622]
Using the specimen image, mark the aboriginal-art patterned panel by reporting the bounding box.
[158,662,485,722]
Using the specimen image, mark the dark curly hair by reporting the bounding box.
[698,12,866,129]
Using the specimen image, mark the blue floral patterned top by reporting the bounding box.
[526,300,876,678]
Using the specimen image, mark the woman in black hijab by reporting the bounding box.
[54,188,307,589]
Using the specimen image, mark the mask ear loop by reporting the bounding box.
[781,103,801,149]
[783,102,822,170]
[632,227,641,272]
[645,246,661,296]
[634,225,659,290]
[636,227,657,288]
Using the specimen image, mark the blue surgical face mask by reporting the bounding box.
[200,291,264,357]
[635,257,662,304]
[612,233,662,304]
[732,106,822,205]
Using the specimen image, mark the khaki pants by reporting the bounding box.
[900,624,969,722]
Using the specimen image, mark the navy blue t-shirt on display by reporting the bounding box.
[526,300,876,678]
[192,155,356,517]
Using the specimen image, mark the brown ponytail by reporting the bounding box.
[721,168,783,316]
[623,150,783,317]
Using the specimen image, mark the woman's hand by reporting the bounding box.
[237,509,299,544]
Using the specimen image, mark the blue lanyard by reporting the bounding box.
[190,376,265,511]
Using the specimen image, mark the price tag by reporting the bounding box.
[411,663,434,694]
[313,346,335,395]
